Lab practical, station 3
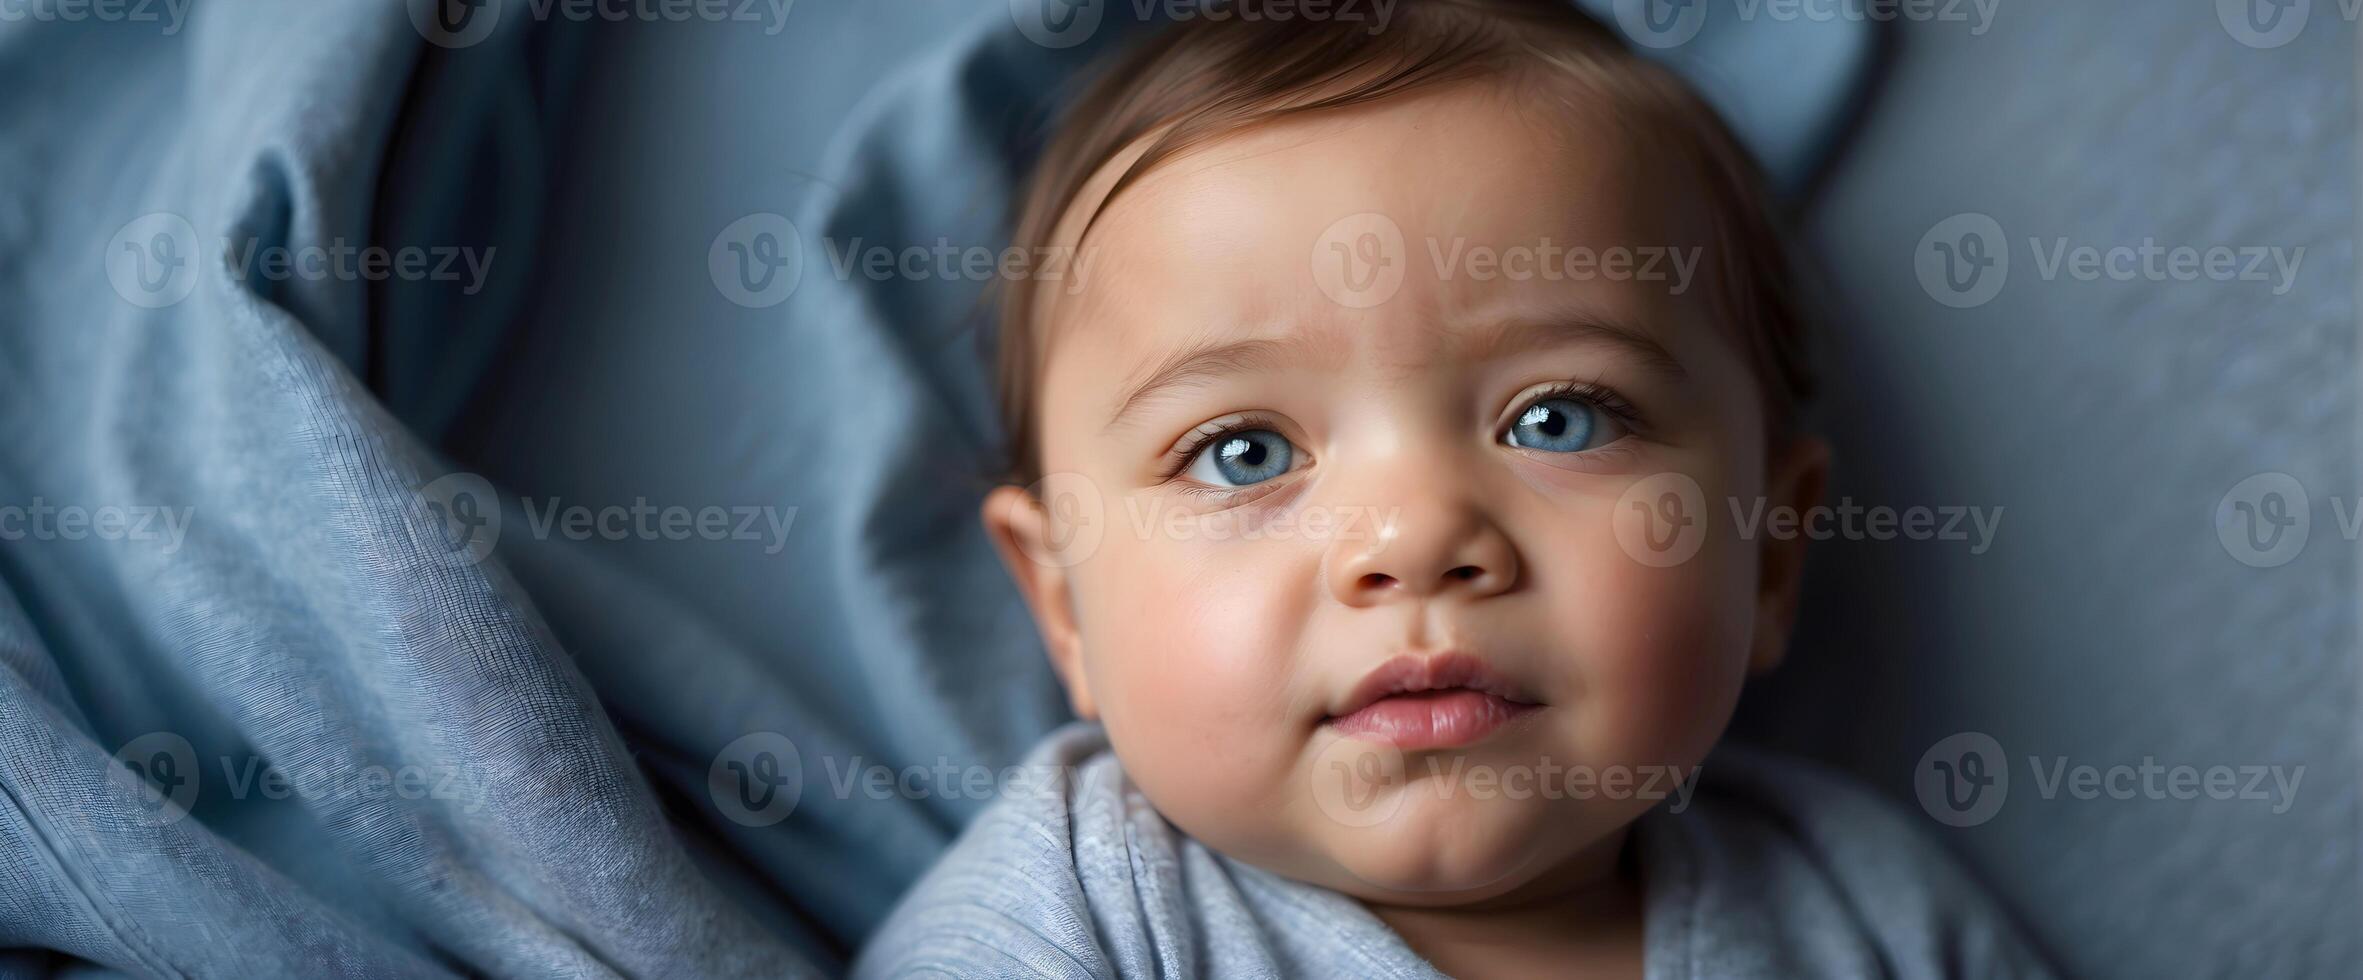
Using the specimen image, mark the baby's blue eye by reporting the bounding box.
[1184,429,1295,487]
[1504,397,1603,453]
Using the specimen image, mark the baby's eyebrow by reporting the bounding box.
[1103,334,1323,433]
[1460,313,1688,381]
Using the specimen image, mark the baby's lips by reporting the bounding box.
[1327,649,1538,719]
[1326,689,1543,752]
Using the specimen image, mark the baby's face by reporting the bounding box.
[988,80,1822,906]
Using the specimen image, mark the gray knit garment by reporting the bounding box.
[855,724,2055,979]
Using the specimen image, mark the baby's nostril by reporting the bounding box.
[1447,566,1482,582]
[1358,572,1396,591]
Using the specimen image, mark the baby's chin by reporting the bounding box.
[1278,781,1631,906]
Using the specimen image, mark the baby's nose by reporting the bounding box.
[1325,499,1519,606]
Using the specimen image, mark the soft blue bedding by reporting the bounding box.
[0,3,1862,972]
[12,1,2346,978]
[0,3,819,974]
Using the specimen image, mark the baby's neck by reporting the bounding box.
[1360,828,1643,980]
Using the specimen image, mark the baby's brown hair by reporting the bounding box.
[995,0,1814,487]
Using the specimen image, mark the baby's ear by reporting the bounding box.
[1748,436,1830,675]
[982,485,1098,719]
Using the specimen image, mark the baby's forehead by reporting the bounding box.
[1091,80,1669,246]
[1041,81,1705,362]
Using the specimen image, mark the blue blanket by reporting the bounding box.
[0,2,1865,975]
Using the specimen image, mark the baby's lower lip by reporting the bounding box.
[1325,690,1540,750]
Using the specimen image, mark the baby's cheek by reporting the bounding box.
[1552,525,1756,769]
[1081,535,1318,837]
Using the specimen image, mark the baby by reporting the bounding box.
[859,1,2052,976]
